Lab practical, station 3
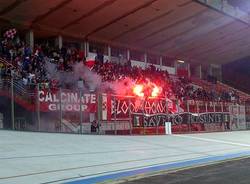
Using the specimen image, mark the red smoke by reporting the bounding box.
[151,84,161,98]
[132,81,162,98]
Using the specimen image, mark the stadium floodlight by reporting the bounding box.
[177,60,185,63]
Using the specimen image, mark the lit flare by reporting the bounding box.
[133,84,144,97]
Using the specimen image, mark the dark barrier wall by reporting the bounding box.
[0,96,11,129]
[222,57,250,94]
[0,79,248,135]
[0,96,35,130]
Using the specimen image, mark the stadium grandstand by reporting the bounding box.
[0,0,250,184]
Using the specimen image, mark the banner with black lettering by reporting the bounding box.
[132,112,229,127]
[110,96,169,120]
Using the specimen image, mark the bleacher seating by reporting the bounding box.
[0,28,249,106]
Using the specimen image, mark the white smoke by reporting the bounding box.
[71,63,138,95]
[72,63,102,91]
[102,77,135,96]
[46,61,134,95]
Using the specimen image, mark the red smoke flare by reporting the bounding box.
[133,84,144,97]
[151,85,161,98]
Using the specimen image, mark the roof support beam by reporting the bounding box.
[111,9,174,41]
[171,22,244,55]
[157,13,234,52]
[0,0,28,16]
[85,0,158,38]
[133,9,207,44]
[32,0,73,25]
[147,26,197,49]
[194,0,250,25]
[61,0,118,30]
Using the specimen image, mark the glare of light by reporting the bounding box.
[133,84,144,97]
[177,60,185,63]
[151,85,160,97]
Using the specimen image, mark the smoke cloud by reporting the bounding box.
[45,61,135,95]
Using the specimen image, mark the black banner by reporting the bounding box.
[132,112,230,127]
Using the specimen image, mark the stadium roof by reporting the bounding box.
[0,0,250,65]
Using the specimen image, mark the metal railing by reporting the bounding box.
[0,78,249,135]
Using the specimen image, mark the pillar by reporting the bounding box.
[58,35,63,49]
[144,53,147,68]
[25,30,34,51]
[81,41,88,57]
[108,45,111,61]
[55,35,63,50]
[80,42,84,50]
[160,56,163,70]
[127,49,130,61]
[199,65,202,79]
[86,41,89,57]
[209,64,213,76]
[188,63,191,78]
[174,60,178,75]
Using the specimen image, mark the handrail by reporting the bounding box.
[218,81,250,97]
[0,56,249,106]
[0,79,35,99]
[191,77,250,100]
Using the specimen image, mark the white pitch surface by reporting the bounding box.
[1,130,250,184]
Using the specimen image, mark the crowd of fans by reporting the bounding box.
[172,77,240,102]
[0,29,242,103]
[92,61,240,102]
[0,36,47,85]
